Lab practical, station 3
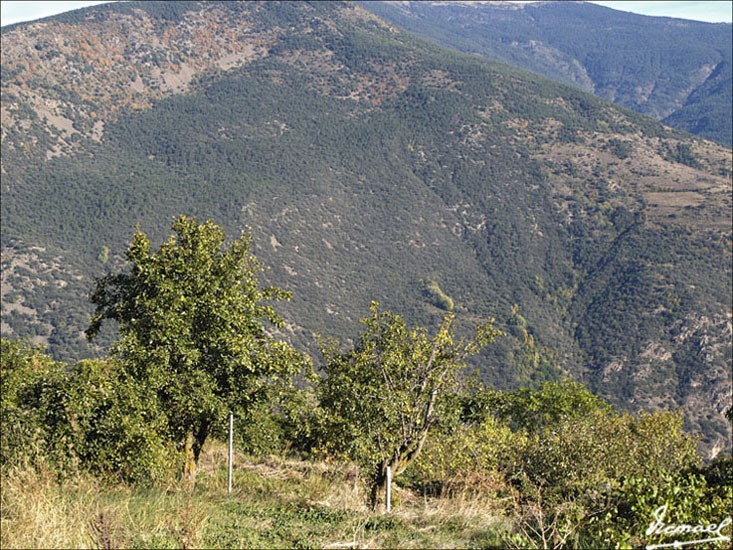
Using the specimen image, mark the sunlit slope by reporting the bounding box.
[1,1,730,452]
[363,0,732,146]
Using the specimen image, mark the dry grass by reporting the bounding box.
[1,443,508,549]
[1,462,101,549]
[0,459,203,549]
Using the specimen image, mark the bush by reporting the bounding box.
[1,339,177,483]
[513,409,699,499]
[582,468,732,549]
[477,380,612,432]
[228,374,320,458]
[404,415,519,498]
[63,359,178,484]
[451,381,709,548]
[422,278,454,311]
[1,339,71,470]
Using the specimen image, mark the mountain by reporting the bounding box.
[1,1,731,454]
[360,1,733,146]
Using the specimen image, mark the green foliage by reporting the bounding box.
[1,339,176,482]
[316,302,500,508]
[471,383,700,512]
[416,381,700,503]
[513,409,699,499]
[86,217,307,470]
[401,379,711,548]
[405,415,519,497]
[582,468,732,549]
[473,380,612,432]
[62,359,177,483]
[501,396,705,548]
[234,377,319,458]
[421,278,454,311]
[1,339,70,469]
[3,335,729,546]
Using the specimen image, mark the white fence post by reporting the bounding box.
[228,413,233,494]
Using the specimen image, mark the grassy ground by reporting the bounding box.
[1,442,508,549]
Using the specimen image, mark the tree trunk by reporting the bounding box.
[370,463,388,513]
[368,448,424,512]
[369,462,387,514]
[183,428,196,481]
[193,419,210,463]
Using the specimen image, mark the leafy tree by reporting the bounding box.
[63,358,176,483]
[86,216,306,477]
[1,340,173,482]
[1,339,68,469]
[472,380,613,432]
[317,302,500,511]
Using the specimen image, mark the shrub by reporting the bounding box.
[1,339,177,483]
[404,415,519,498]
[63,359,178,484]
[582,469,732,549]
[1,339,71,470]
[478,380,613,433]
[455,381,708,549]
[422,278,454,311]
[513,409,699,499]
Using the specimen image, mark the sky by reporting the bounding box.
[0,0,731,27]
[580,1,731,21]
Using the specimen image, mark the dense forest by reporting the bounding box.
[362,0,733,146]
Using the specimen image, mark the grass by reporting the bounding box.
[1,441,508,549]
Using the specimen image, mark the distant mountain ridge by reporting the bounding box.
[1,1,730,454]
[361,0,733,146]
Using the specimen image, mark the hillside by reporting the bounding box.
[1,1,731,453]
[361,0,733,146]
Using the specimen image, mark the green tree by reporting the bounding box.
[317,302,500,511]
[1,339,68,469]
[86,216,305,478]
[1,340,172,482]
[475,380,613,432]
[97,245,110,264]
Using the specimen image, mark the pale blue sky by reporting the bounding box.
[1,1,731,27]
[581,1,731,21]
[2,1,114,27]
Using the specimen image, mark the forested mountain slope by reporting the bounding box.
[362,1,733,146]
[1,1,730,453]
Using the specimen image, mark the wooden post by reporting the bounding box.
[386,465,392,513]
[228,413,233,494]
